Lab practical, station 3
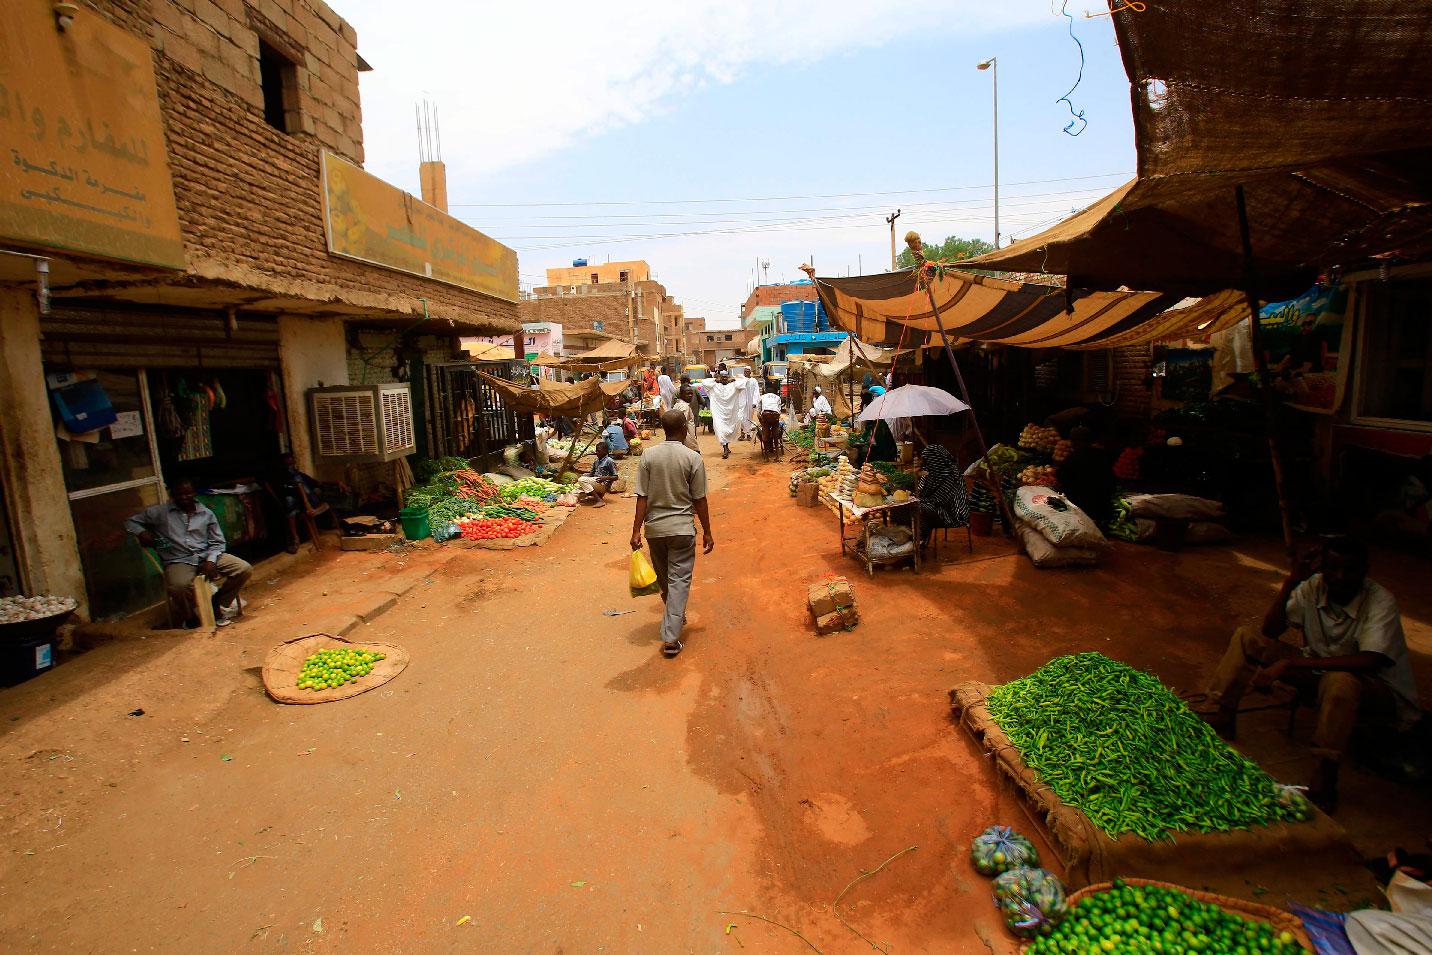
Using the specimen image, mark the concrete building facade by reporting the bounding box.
[524,260,701,368]
[0,0,518,620]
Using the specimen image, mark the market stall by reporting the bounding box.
[950,653,1357,893]
[398,465,578,547]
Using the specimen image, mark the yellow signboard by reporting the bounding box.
[0,0,185,269]
[321,152,518,303]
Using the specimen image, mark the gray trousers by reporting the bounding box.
[164,553,252,616]
[647,535,695,646]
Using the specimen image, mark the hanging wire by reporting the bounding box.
[1056,1,1089,136]
[1085,0,1146,18]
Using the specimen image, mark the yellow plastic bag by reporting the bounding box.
[629,549,661,598]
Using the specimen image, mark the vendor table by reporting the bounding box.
[834,496,921,576]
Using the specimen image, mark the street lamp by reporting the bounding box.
[977,57,999,249]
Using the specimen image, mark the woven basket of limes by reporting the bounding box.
[261,633,409,704]
[1023,877,1311,953]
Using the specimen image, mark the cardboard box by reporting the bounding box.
[796,483,820,507]
[814,607,859,635]
[340,533,403,552]
[808,577,856,620]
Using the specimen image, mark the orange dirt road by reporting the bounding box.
[1,436,1427,952]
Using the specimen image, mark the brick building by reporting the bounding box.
[683,316,707,358]
[0,0,518,620]
[739,280,818,323]
[522,259,699,368]
[691,329,742,368]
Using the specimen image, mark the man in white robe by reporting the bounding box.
[734,368,757,441]
[707,370,742,459]
[657,373,676,411]
[805,386,833,424]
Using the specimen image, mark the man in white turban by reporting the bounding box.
[805,386,832,424]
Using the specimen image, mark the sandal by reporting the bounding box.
[661,639,683,658]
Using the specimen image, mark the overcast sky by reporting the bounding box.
[339,0,1137,328]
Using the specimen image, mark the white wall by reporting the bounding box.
[277,315,349,479]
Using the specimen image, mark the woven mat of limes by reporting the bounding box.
[261,633,409,704]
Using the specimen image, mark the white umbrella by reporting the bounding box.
[857,384,970,423]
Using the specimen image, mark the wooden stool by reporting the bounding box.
[296,483,338,551]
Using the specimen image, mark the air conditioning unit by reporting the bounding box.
[309,384,415,464]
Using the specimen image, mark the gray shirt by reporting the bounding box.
[635,441,707,539]
[125,502,226,566]
[1287,574,1422,729]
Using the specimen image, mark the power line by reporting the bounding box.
[486,193,1110,245]
[503,205,1090,251]
[462,185,1120,225]
[448,171,1130,209]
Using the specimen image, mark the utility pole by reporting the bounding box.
[885,210,902,270]
[977,57,1000,248]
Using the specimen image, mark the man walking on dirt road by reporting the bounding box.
[631,410,715,658]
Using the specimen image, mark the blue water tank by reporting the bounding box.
[816,299,830,332]
[780,300,817,334]
[572,258,589,267]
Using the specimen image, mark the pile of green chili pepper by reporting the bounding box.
[986,653,1311,842]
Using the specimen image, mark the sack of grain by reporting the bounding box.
[1018,522,1101,568]
[1124,493,1225,522]
[1014,486,1107,550]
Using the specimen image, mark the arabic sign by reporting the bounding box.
[1258,282,1352,414]
[0,0,184,269]
[321,151,518,303]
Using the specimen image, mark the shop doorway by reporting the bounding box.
[145,369,291,567]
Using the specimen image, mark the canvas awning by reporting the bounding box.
[812,269,1195,350]
[745,338,761,354]
[531,352,565,367]
[559,338,639,373]
[813,336,908,379]
[462,341,519,363]
[958,1,1432,296]
[478,373,626,417]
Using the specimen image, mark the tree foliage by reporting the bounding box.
[895,235,994,270]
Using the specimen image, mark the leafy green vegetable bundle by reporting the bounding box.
[498,477,575,501]
[986,653,1310,841]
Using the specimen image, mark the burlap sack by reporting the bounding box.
[263,633,409,704]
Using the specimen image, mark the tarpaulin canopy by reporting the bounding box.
[959,0,1432,297]
[814,335,908,379]
[462,341,520,363]
[530,353,565,367]
[478,373,626,417]
[558,338,639,373]
[813,269,1183,350]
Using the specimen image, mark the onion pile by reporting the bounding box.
[0,594,77,624]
